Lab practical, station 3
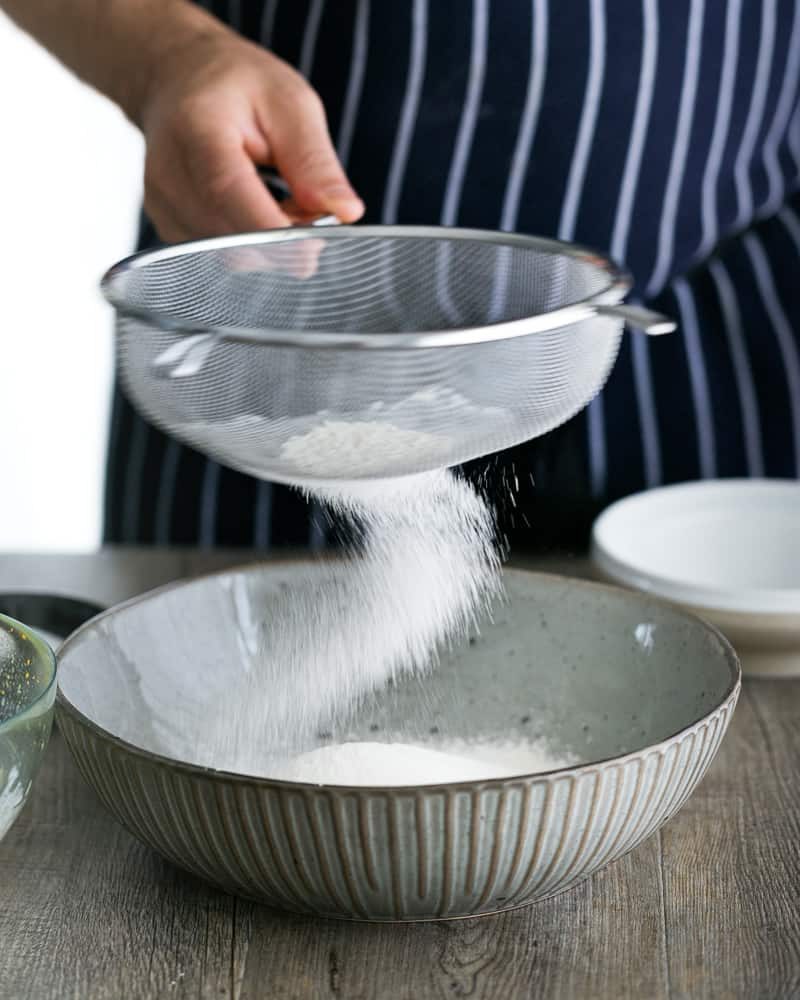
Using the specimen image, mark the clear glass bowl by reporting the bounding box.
[0,614,57,840]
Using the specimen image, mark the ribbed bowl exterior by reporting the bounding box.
[58,687,737,921]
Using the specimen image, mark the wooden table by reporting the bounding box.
[1,548,798,1000]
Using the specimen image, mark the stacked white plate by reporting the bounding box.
[591,479,800,677]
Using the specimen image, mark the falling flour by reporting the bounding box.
[200,415,570,783]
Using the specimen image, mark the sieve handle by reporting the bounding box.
[594,304,676,335]
[260,168,340,227]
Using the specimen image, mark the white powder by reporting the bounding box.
[177,386,509,482]
[205,465,504,775]
[265,739,575,786]
[281,420,451,479]
[201,416,567,784]
[267,743,502,785]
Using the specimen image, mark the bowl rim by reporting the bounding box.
[55,564,742,792]
[0,612,58,733]
[591,478,800,615]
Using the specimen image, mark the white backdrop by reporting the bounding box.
[0,12,144,551]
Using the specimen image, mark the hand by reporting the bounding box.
[134,14,364,242]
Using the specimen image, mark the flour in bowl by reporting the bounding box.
[264,738,575,786]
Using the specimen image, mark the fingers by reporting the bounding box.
[146,121,292,241]
[184,120,294,232]
[147,127,325,275]
[196,148,291,233]
[266,89,364,223]
[141,45,365,243]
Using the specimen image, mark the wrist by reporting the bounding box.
[111,1,230,126]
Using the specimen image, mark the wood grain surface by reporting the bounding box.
[0,549,797,1000]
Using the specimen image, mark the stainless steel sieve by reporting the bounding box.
[101,225,675,485]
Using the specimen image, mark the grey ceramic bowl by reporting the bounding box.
[0,614,57,840]
[56,566,740,921]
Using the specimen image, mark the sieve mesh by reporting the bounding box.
[103,227,629,484]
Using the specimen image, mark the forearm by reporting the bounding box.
[0,0,227,123]
[3,0,364,239]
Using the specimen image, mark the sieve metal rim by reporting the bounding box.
[100,225,632,350]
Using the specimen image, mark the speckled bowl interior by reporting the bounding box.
[0,615,57,840]
[55,566,740,920]
[58,566,736,772]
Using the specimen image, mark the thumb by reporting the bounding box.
[268,90,364,223]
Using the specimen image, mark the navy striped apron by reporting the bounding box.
[105,0,800,551]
